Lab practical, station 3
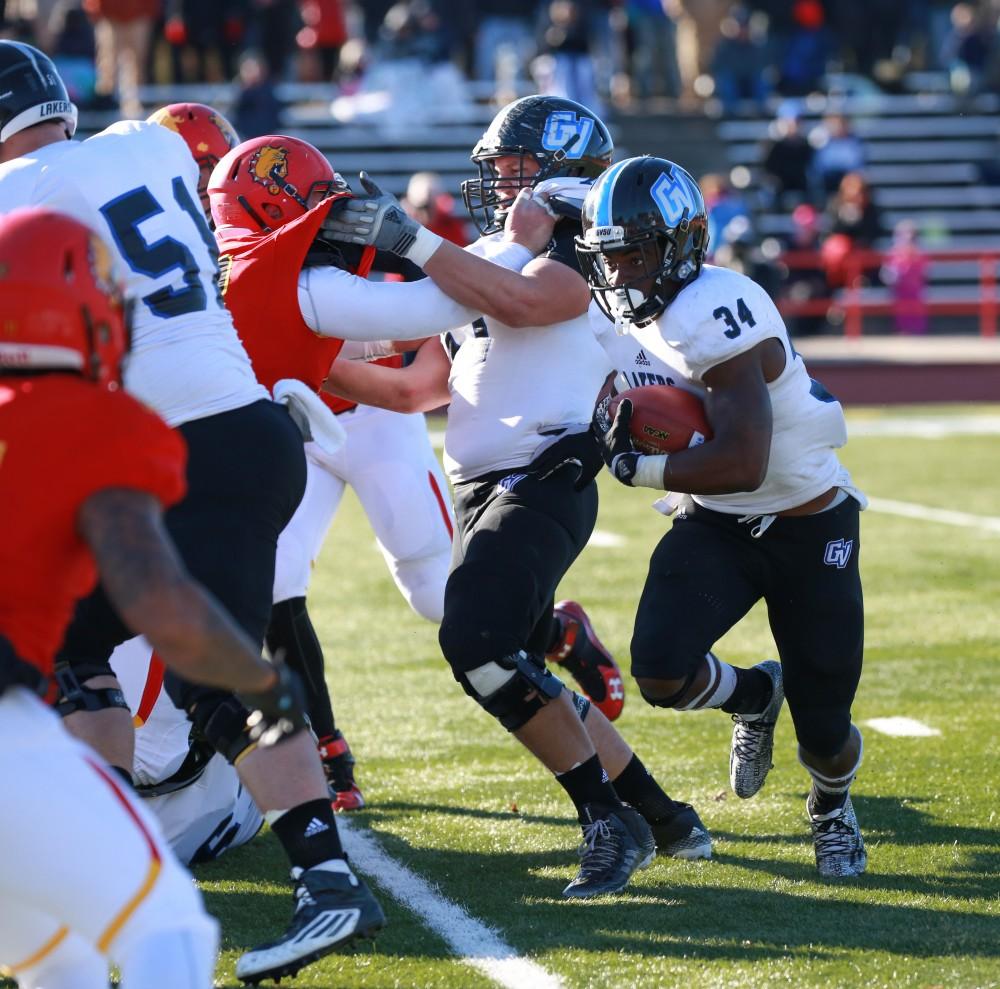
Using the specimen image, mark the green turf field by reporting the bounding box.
[7,407,996,989]
[195,404,1000,989]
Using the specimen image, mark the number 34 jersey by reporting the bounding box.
[0,121,267,426]
[612,263,863,515]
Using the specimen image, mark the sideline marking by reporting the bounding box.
[867,497,1000,535]
[589,528,625,548]
[850,415,1000,438]
[864,717,941,738]
[338,818,566,989]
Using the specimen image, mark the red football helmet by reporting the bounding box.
[208,134,351,234]
[0,208,129,389]
[147,102,240,213]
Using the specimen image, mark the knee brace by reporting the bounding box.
[186,692,255,765]
[458,650,563,732]
[53,662,130,719]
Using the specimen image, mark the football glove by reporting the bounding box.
[239,657,309,748]
[322,172,442,265]
[596,398,642,486]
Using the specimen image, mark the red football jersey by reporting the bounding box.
[217,199,375,394]
[0,376,187,678]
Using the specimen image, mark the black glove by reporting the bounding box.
[597,398,641,486]
[238,659,309,748]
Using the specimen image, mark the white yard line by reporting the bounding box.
[849,415,1000,438]
[867,497,1000,535]
[864,717,941,738]
[337,818,566,989]
[588,529,625,548]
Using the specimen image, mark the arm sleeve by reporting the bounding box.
[298,240,534,341]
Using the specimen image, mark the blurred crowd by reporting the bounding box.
[5,1,1000,122]
[699,105,937,337]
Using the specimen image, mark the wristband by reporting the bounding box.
[633,454,669,489]
[404,226,444,268]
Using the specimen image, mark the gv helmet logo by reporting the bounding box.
[249,145,290,195]
[651,171,698,226]
[541,111,594,158]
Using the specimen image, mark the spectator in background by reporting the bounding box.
[882,219,929,335]
[810,112,866,198]
[710,3,769,112]
[775,0,831,98]
[821,170,882,289]
[245,0,297,80]
[296,0,347,81]
[401,171,472,245]
[700,171,750,258]
[377,0,449,63]
[625,0,681,103]
[673,0,728,103]
[232,50,283,138]
[712,213,782,298]
[84,0,158,117]
[760,101,814,208]
[779,202,829,336]
[52,2,97,106]
[940,1,994,96]
[533,0,601,112]
[474,0,539,94]
[164,0,243,83]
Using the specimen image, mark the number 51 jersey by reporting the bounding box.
[0,121,267,426]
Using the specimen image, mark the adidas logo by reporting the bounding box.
[635,350,651,367]
[304,817,330,838]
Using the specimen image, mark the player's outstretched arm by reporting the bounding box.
[323,175,587,328]
[322,338,451,413]
[78,488,305,731]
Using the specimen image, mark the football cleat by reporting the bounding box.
[562,803,655,898]
[808,794,868,878]
[317,731,366,813]
[235,861,385,984]
[547,600,625,721]
[729,659,784,799]
[649,802,713,860]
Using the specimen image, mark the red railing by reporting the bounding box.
[775,248,1000,338]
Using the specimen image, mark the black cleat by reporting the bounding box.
[236,861,385,984]
[562,803,655,898]
[649,802,713,860]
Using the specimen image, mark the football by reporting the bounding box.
[609,385,712,454]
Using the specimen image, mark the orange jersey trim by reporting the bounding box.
[6,924,69,974]
[84,757,163,952]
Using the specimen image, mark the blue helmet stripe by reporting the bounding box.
[593,158,632,228]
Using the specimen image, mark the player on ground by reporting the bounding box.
[0,208,303,989]
[0,44,385,982]
[204,134,456,811]
[574,155,868,878]
[321,96,714,895]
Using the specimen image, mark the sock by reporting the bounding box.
[610,754,679,822]
[719,664,773,716]
[266,597,336,739]
[676,653,738,710]
[268,798,344,870]
[555,753,622,818]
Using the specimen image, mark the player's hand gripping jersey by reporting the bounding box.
[0,121,267,425]
[0,375,186,683]
[604,264,864,515]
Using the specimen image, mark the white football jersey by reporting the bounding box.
[601,264,862,514]
[442,233,613,481]
[0,121,267,425]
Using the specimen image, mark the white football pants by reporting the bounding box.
[0,689,218,989]
[274,407,453,621]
